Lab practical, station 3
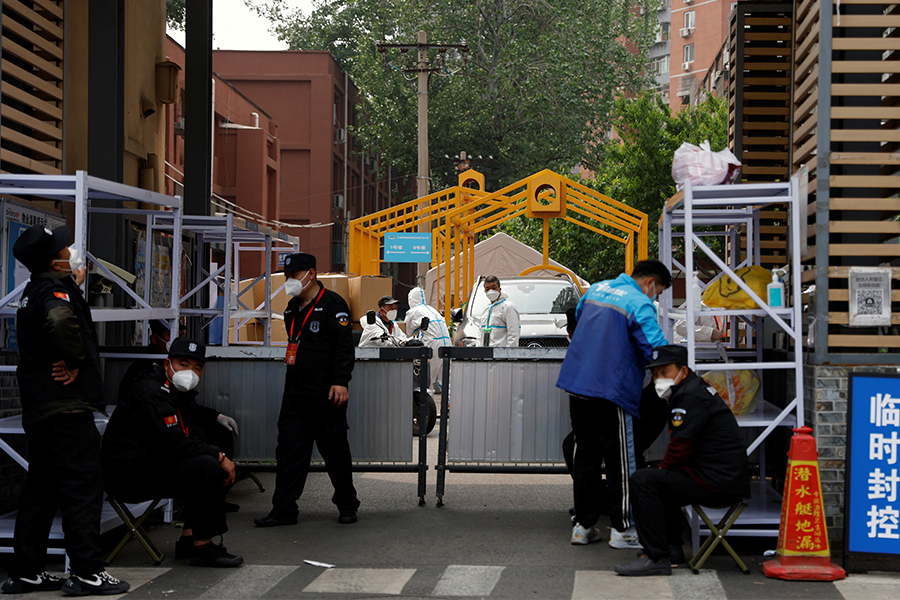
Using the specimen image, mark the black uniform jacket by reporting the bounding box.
[660,370,751,498]
[15,272,104,426]
[283,282,355,396]
[102,365,220,475]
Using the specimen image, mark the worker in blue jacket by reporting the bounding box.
[557,260,671,550]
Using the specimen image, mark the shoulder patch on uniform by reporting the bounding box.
[707,386,718,396]
[336,311,349,326]
[19,296,28,308]
[53,292,70,302]
[164,414,179,427]
[671,407,687,427]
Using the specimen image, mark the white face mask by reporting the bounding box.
[165,339,172,352]
[54,246,84,274]
[385,309,398,321]
[645,280,657,300]
[170,368,200,392]
[486,289,500,302]
[284,271,311,297]
[654,369,684,400]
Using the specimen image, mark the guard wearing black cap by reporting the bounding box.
[255,252,359,527]
[2,225,131,595]
[101,338,243,568]
[615,345,750,577]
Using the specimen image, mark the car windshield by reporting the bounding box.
[469,280,580,318]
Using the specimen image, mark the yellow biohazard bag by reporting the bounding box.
[701,265,771,310]
[701,369,761,416]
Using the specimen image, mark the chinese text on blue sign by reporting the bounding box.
[847,374,900,556]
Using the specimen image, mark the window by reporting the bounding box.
[661,21,670,40]
[660,55,670,74]
[684,44,694,63]
[684,11,695,29]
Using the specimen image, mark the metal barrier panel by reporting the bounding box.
[448,359,571,462]
[102,347,415,463]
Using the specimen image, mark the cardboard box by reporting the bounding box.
[318,272,352,303]
[348,276,393,326]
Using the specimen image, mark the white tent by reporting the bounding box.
[424,232,590,309]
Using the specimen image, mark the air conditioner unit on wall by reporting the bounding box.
[333,194,345,210]
[683,61,691,71]
[680,27,693,37]
[684,0,694,5]
[334,128,346,144]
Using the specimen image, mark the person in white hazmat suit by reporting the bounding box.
[359,295,407,347]
[479,275,520,347]
[405,287,452,390]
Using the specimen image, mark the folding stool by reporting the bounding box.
[105,497,165,565]
[688,501,750,575]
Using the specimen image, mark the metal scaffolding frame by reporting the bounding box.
[659,179,805,550]
[147,214,298,347]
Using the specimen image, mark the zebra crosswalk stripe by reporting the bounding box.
[572,570,674,600]
[303,568,416,595]
[197,565,296,599]
[669,570,725,600]
[433,565,505,597]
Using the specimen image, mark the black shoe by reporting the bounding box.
[61,571,130,596]
[254,512,298,527]
[338,508,358,524]
[175,536,194,559]
[615,555,672,577]
[224,501,240,513]
[190,542,244,568]
[634,545,686,566]
[2,572,65,594]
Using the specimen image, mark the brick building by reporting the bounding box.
[669,0,733,110]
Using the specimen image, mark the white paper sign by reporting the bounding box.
[849,267,892,327]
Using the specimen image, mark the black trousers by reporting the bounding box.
[105,454,227,541]
[630,468,734,560]
[271,390,359,517]
[569,395,637,531]
[13,412,104,578]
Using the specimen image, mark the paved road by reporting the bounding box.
[3,433,897,599]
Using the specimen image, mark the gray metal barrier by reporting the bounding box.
[436,346,572,506]
[102,345,432,504]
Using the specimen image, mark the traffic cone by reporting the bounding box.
[761,426,846,581]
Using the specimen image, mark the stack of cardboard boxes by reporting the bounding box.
[229,274,393,343]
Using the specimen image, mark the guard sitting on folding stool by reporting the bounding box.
[615,345,750,577]
[101,337,243,568]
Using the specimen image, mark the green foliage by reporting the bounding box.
[166,0,187,31]
[258,0,658,190]
[501,92,729,283]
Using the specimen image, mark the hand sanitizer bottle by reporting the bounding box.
[767,269,785,308]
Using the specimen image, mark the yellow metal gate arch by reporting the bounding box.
[349,169,648,322]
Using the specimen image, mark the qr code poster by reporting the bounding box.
[849,267,892,327]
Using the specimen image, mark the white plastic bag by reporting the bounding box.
[671,140,741,190]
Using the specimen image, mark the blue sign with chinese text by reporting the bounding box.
[846,374,900,556]
[383,233,432,263]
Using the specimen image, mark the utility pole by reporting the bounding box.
[378,32,468,280]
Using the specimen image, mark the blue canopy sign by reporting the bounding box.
[384,232,432,263]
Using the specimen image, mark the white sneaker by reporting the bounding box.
[609,526,642,549]
[571,523,603,545]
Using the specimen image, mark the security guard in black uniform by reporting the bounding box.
[101,337,243,568]
[3,225,130,596]
[255,252,359,527]
[615,345,751,577]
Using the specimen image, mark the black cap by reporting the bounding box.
[378,295,398,307]
[646,345,688,369]
[282,252,316,274]
[12,225,70,272]
[168,337,206,364]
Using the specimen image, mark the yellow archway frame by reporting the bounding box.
[349,169,648,322]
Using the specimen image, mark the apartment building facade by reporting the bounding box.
[668,0,734,110]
